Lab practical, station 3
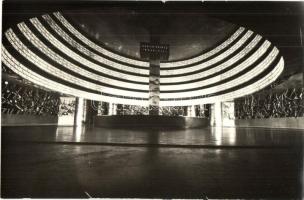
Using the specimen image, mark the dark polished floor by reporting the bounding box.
[2,126,304,198]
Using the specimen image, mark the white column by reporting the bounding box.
[187,106,191,117]
[211,101,222,127]
[187,105,196,117]
[215,102,222,127]
[191,105,196,117]
[200,104,204,117]
[113,104,117,115]
[74,97,84,126]
[82,99,87,122]
[222,101,235,127]
[108,103,113,115]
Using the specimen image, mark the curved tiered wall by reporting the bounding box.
[1,12,284,106]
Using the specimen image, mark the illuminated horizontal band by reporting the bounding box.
[54,11,246,70]
[160,40,271,90]
[159,47,279,98]
[18,22,149,91]
[159,57,284,106]
[53,12,149,68]
[2,45,150,106]
[1,11,284,106]
[161,34,262,83]
[160,27,246,68]
[5,29,149,98]
[160,30,254,75]
[3,39,283,106]
[30,18,149,83]
[42,14,149,75]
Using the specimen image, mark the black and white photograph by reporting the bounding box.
[1,0,304,199]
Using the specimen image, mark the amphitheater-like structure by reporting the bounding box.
[2,12,284,107]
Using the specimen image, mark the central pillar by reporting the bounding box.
[140,36,169,115]
[149,59,160,115]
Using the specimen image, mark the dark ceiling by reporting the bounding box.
[2,1,304,75]
[64,9,236,60]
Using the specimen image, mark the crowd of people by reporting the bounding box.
[2,80,61,116]
[235,87,304,119]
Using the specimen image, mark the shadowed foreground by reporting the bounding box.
[2,126,304,198]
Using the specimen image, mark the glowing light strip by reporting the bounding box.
[5,29,148,98]
[53,12,149,67]
[160,47,279,98]
[161,30,254,75]
[2,45,101,100]
[30,18,148,83]
[2,45,150,106]
[160,40,271,90]
[159,57,284,106]
[160,27,246,68]
[1,13,284,107]
[1,43,283,106]
[161,35,262,83]
[42,14,149,75]
[18,22,148,91]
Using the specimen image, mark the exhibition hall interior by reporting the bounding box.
[1,0,304,199]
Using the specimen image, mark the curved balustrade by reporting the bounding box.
[18,22,149,91]
[160,40,271,90]
[5,29,149,99]
[161,35,263,83]
[160,47,279,99]
[54,11,246,70]
[1,11,284,107]
[2,45,100,100]
[159,58,284,106]
[2,46,150,106]
[161,30,254,75]
[30,18,148,83]
[42,14,149,75]
[53,12,149,68]
[160,27,246,68]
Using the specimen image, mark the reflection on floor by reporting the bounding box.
[1,126,304,198]
[3,126,304,146]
